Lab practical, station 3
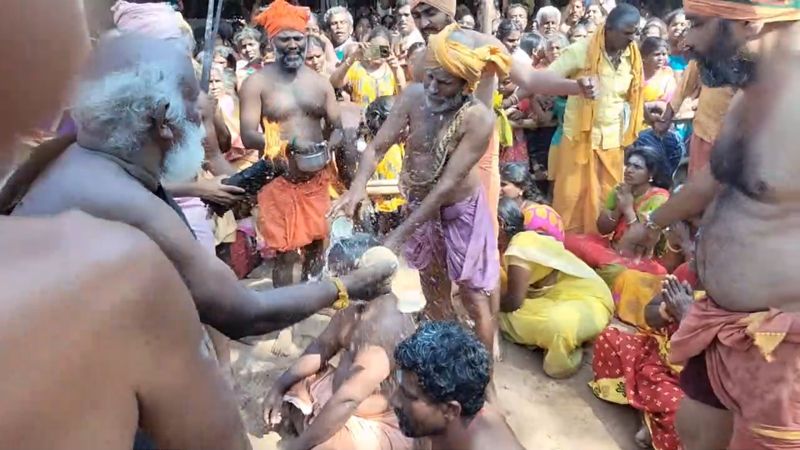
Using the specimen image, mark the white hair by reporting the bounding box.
[324,6,353,26]
[72,63,205,182]
[536,6,561,25]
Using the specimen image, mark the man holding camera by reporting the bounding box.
[240,0,345,288]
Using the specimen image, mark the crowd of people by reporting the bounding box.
[4,0,800,449]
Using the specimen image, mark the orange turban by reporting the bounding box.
[254,0,310,38]
[410,0,456,18]
[684,0,800,23]
[425,24,512,91]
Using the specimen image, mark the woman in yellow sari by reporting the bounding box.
[498,198,614,378]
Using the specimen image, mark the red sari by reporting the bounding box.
[565,186,669,275]
[590,263,697,450]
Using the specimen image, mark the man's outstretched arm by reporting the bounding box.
[78,174,393,340]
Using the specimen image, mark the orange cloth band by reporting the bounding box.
[410,0,456,18]
[685,0,800,23]
[254,0,310,38]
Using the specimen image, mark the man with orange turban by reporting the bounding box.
[239,0,346,290]
[622,1,800,449]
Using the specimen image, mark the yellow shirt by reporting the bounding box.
[344,62,397,108]
[372,143,405,213]
[548,39,635,150]
[670,60,736,143]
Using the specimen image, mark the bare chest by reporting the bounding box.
[698,188,800,312]
[261,83,326,125]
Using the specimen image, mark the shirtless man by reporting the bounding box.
[264,294,415,450]
[12,33,391,341]
[623,2,800,448]
[332,25,505,353]
[241,0,345,288]
[392,321,524,450]
[0,1,247,448]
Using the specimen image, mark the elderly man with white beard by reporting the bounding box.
[11,34,395,341]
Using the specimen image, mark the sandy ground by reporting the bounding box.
[231,268,642,450]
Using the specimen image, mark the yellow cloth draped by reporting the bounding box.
[548,27,643,234]
[685,0,800,23]
[577,26,645,150]
[372,144,406,212]
[493,92,514,147]
[500,232,614,378]
[425,24,512,92]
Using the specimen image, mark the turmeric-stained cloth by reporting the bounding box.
[343,62,398,108]
[284,368,413,450]
[499,231,613,378]
[372,144,405,213]
[670,296,800,449]
[565,186,669,275]
[257,170,331,253]
[426,24,512,92]
[643,67,677,104]
[548,26,644,234]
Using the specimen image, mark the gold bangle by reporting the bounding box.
[331,277,350,310]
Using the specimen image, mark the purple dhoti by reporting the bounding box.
[403,188,500,293]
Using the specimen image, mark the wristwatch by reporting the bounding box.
[330,277,350,310]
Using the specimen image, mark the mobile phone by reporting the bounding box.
[364,44,382,60]
[379,44,391,58]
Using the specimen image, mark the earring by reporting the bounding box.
[649,177,654,182]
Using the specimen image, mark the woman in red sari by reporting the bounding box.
[565,146,671,274]
[591,271,698,450]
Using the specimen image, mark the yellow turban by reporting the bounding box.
[410,0,456,18]
[684,0,800,23]
[425,24,512,91]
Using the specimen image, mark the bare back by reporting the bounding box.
[0,213,245,449]
[332,298,415,417]
[12,146,259,337]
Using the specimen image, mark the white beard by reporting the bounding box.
[161,121,206,183]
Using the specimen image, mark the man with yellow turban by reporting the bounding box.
[622,1,800,449]
[239,0,347,290]
[332,24,511,355]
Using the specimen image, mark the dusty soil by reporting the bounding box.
[231,269,642,450]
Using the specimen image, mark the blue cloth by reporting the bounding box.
[634,127,686,176]
[669,55,688,73]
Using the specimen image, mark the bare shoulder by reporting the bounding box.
[463,102,495,136]
[1,211,184,317]
[469,407,525,450]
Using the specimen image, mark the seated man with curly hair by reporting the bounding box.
[391,322,524,450]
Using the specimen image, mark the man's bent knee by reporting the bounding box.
[675,396,733,450]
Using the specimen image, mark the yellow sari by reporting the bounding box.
[500,231,614,377]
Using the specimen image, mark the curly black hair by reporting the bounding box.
[394,322,490,417]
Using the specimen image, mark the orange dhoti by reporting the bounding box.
[283,368,413,450]
[670,297,800,449]
[257,171,331,253]
[551,136,624,234]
